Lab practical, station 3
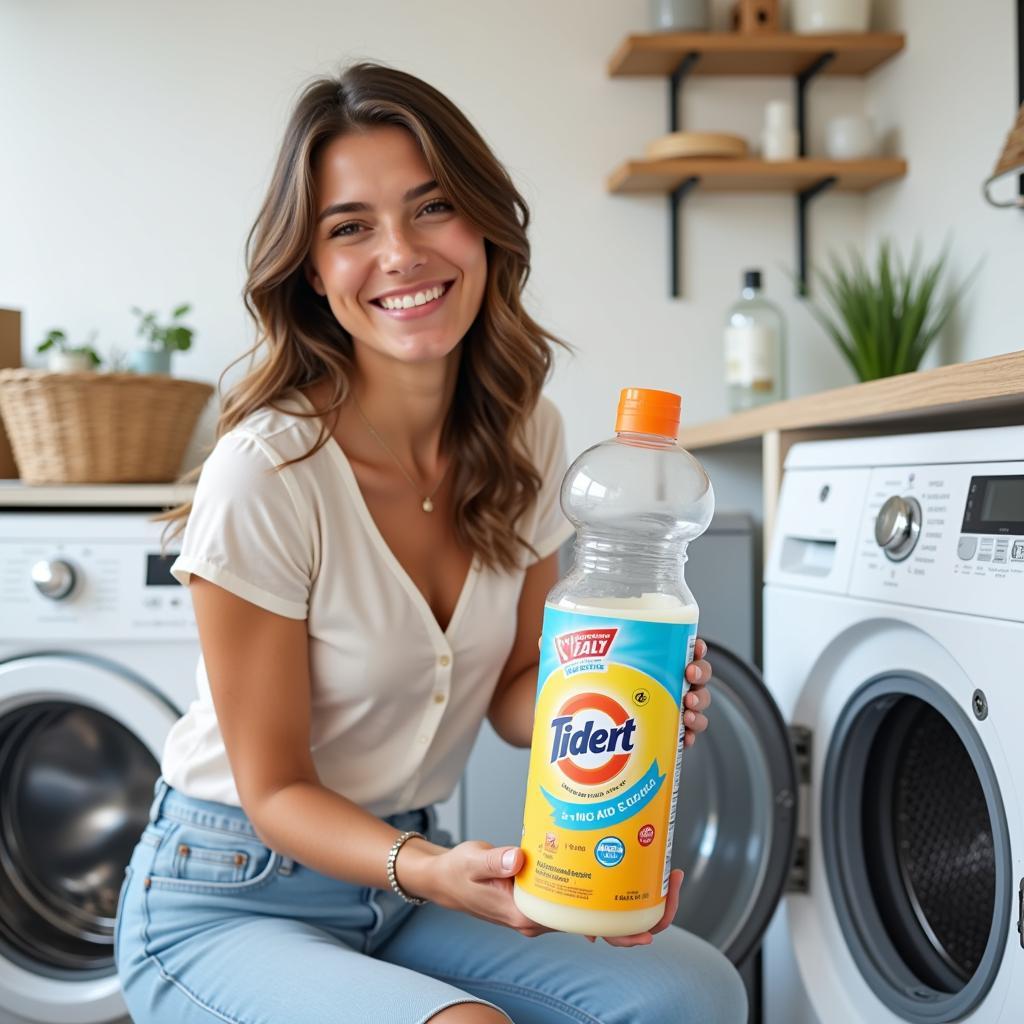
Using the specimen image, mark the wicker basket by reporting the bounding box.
[0,369,214,484]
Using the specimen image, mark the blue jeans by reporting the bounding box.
[115,781,747,1023]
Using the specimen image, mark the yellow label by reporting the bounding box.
[517,604,696,912]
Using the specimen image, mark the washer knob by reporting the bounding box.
[874,496,922,562]
[31,559,77,600]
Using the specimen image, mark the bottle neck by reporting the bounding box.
[741,285,760,300]
[574,530,688,587]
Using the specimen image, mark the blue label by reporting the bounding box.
[594,837,625,867]
[540,758,666,831]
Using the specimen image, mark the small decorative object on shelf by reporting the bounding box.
[35,328,102,373]
[804,239,976,382]
[724,269,786,411]
[824,113,878,159]
[762,101,798,161]
[646,131,748,159]
[792,0,870,33]
[732,0,778,34]
[647,0,710,32]
[129,303,195,375]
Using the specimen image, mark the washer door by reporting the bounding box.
[821,673,1012,1023]
[672,640,798,965]
[0,655,177,1024]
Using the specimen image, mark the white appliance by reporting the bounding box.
[763,425,1024,1023]
[0,508,197,1024]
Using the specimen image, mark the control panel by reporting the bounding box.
[849,460,1024,619]
[0,511,197,641]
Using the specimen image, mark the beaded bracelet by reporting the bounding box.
[386,830,428,905]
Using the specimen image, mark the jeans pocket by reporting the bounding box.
[147,822,280,895]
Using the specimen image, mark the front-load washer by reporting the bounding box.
[0,508,196,1024]
[763,424,1024,1023]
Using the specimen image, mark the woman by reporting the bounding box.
[115,62,746,1024]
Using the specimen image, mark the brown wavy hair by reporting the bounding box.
[154,61,568,573]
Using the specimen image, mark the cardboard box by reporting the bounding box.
[0,309,23,478]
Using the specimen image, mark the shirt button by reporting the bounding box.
[438,654,451,667]
[434,693,446,704]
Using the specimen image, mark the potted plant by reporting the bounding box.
[129,303,194,375]
[36,328,103,372]
[806,239,976,383]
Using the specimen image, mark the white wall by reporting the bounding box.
[0,0,1020,475]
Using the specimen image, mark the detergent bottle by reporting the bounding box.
[513,387,714,936]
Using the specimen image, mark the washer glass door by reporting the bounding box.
[0,655,175,980]
[672,640,798,964]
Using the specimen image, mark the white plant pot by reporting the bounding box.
[793,0,870,33]
[47,351,95,373]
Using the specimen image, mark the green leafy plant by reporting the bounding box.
[130,303,194,353]
[36,328,102,367]
[806,240,976,382]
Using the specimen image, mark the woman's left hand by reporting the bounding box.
[583,638,712,946]
[683,637,712,749]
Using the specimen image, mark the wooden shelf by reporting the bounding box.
[609,32,905,77]
[679,350,1024,451]
[608,157,907,194]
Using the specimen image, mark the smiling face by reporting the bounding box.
[305,125,488,368]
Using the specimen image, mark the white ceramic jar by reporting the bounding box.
[647,0,710,31]
[762,100,798,161]
[792,0,871,33]
[824,114,878,159]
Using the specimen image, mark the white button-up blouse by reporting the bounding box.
[162,391,573,814]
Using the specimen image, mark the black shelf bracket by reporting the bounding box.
[669,177,701,297]
[795,53,836,157]
[666,54,701,297]
[797,177,838,296]
[668,52,701,132]
[793,52,836,295]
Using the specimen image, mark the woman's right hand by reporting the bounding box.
[401,839,548,938]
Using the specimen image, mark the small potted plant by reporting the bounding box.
[806,239,977,383]
[36,328,103,372]
[129,303,194,375]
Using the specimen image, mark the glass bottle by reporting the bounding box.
[724,269,786,411]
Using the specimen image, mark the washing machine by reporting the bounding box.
[0,507,196,1024]
[763,424,1024,1023]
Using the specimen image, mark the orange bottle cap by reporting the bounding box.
[615,387,681,439]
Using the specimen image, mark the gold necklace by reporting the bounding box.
[352,397,450,513]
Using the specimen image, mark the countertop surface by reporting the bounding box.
[679,349,1024,450]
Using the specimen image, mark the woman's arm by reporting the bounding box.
[188,574,410,888]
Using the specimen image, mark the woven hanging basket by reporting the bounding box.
[0,369,214,484]
[983,101,1024,208]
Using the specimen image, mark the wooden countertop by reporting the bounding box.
[680,349,1024,451]
[0,481,195,507]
